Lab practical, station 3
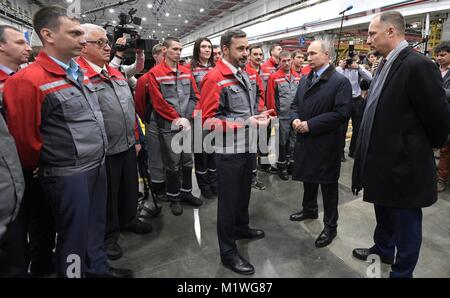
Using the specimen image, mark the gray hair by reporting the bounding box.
[80,23,106,39]
[378,11,405,35]
[314,38,336,62]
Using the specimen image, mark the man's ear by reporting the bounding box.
[39,28,54,45]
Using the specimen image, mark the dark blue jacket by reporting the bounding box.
[290,64,352,183]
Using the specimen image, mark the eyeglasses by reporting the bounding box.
[86,39,111,48]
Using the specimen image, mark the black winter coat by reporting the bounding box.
[290,65,352,184]
[355,47,450,208]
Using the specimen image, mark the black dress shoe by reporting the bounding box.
[236,228,265,240]
[87,267,134,278]
[125,220,153,235]
[315,229,337,248]
[352,247,395,265]
[221,254,255,275]
[106,243,123,260]
[289,211,318,221]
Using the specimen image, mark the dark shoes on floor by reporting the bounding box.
[289,210,319,221]
[106,243,123,261]
[278,168,289,180]
[181,193,203,207]
[221,253,255,275]
[125,220,153,235]
[315,228,337,248]
[236,228,265,240]
[352,247,395,265]
[170,201,183,216]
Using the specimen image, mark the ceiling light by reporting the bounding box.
[200,8,204,13]
[158,23,161,26]
[174,28,178,31]
[109,8,114,13]
[152,30,156,33]
[178,14,181,17]
[66,0,73,3]
[168,33,170,36]
[142,17,147,21]
[112,21,117,24]
[162,31,165,33]
[147,3,153,8]
[165,12,170,17]
[184,20,188,23]
[139,26,143,29]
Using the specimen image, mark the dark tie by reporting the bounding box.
[312,72,319,84]
[101,69,110,80]
[375,58,387,76]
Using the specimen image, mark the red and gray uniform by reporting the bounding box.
[77,57,138,156]
[200,59,263,256]
[3,51,109,277]
[261,57,279,92]
[291,65,311,77]
[3,51,107,176]
[201,59,262,152]
[148,60,199,200]
[78,57,140,246]
[189,64,218,195]
[135,72,166,187]
[0,70,24,242]
[266,69,301,167]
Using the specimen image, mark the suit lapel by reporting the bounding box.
[380,47,411,93]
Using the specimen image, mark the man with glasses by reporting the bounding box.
[78,24,152,263]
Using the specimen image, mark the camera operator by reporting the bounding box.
[109,36,145,90]
[337,55,372,160]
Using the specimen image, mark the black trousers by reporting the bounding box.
[302,182,339,230]
[342,96,364,154]
[216,153,254,256]
[1,170,56,277]
[105,147,139,245]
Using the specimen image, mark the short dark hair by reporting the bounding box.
[279,51,291,58]
[367,50,377,57]
[249,43,263,55]
[33,6,79,41]
[269,43,281,56]
[435,41,450,55]
[213,45,220,50]
[162,36,180,48]
[0,25,21,43]
[291,50,304,59]
[378,11,405,34]
[220,29,246,51]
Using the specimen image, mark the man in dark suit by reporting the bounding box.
[352,11,450,278]
[289,40,352,248]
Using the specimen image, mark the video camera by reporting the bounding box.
[112,8,149,51]
[345,44,355,68]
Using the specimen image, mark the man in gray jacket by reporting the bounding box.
[78,24,152,262]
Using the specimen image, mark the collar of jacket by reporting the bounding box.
[160,59,190,75]
[0,69,10,82]
[216,59,236,77]
[274,68,299,80]
[76,56,123,80]
[267,57,278,68]
[246,62,261,73]
[308,64,335,82]
[35,51,77,77]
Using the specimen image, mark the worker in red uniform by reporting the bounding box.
[200,29,271,276]
[266,51,301,180]
[291,50,311,77]
[147,37,203,216]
